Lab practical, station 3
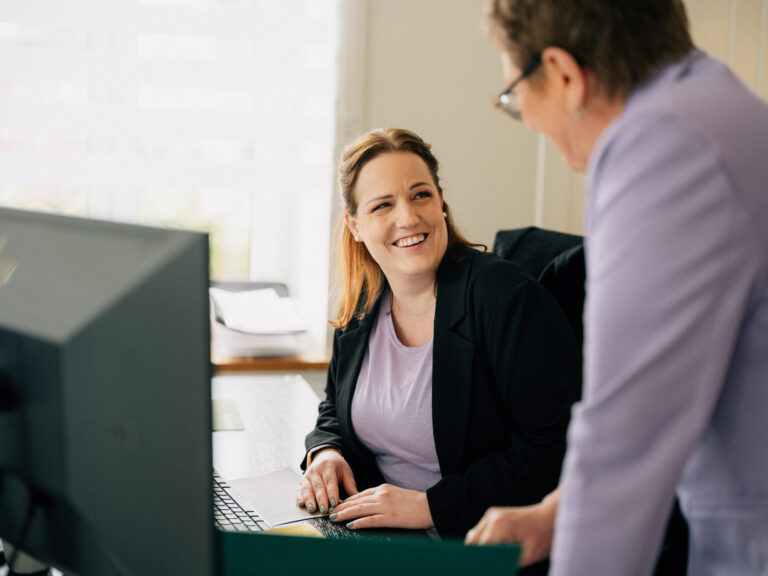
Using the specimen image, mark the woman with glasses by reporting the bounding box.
[296,128,580,544]
[467,1,768,575]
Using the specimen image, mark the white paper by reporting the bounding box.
[211,319,309,357]
[228,466,324,527]
[209,287,308,335]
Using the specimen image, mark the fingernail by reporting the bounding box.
[330,498,337,507]
[329,513,338,521]
[319,505,326,514]
[296,499,302,507]
[307,503,314,513]
[329,506,335,514]
[346,522,355,529]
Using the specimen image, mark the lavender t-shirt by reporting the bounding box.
[350,291,442,492]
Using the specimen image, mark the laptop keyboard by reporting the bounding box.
[212,470,269,532]
[213,470,427,540]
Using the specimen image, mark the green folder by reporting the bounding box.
[217,530,520,576]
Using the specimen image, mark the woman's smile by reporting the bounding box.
[393,233,428,248]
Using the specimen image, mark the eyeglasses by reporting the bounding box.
[494,54,542,120]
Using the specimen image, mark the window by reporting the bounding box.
[0,0,341,346]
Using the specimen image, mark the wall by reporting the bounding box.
[349,0,768,244]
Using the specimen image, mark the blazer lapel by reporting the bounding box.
[432,246,475,475]
[335,298,381,466]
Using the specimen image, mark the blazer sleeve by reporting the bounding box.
[427,278,580,535]
[551,113,762,576]
[301,329,345,470]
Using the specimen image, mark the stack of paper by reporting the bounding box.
[210,287,309,357]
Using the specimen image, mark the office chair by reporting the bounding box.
[493,226,688,576]
[493,227,584,351]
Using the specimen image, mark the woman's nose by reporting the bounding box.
[394,202,419,227]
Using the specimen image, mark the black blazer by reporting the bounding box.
[304,244,581,536]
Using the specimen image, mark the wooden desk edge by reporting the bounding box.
[213,353,330,373]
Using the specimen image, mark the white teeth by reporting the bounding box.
[395,234,425,248]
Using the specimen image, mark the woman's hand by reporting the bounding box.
[328,483,434,530]
[464,489,559,567]
[297,448,358,515]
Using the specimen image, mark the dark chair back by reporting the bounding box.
[493,227,585,351]
[493,226,583,278]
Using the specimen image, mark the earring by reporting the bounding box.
[354,235,360,242]
[442,212,447,218]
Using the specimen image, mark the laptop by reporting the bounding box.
[212,466,404,540]
[212,468,270,533]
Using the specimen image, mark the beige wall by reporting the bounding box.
[349,0,768,245]
[335,0,536,250]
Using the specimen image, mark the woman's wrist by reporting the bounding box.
[306,445,341,467]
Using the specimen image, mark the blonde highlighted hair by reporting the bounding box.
[332,128,481,330]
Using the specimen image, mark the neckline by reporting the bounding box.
[382,289,433,352]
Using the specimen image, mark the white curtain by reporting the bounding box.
[0,0,344,347]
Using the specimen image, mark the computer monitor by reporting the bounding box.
[0,208,215,576]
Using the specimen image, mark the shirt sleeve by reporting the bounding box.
[302,330,345,470]
[550,113,758,575]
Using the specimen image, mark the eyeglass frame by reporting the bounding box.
[494,53,543,120]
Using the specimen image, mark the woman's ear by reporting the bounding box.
[344,213,360,241]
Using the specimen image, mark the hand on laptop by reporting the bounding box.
[298,448,358,515]
[464,488,559,567]
[327,483,434,530]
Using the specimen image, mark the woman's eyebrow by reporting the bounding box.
[365,183,433,207]
[365,194,394,207]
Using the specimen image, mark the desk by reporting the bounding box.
[212,373,320,479]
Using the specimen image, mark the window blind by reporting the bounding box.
[0,0,341,344]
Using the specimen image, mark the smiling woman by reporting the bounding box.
[296,128,582,549]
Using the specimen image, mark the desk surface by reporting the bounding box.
[212,373,320,479]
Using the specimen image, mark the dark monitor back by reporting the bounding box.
[0,208,215,576]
